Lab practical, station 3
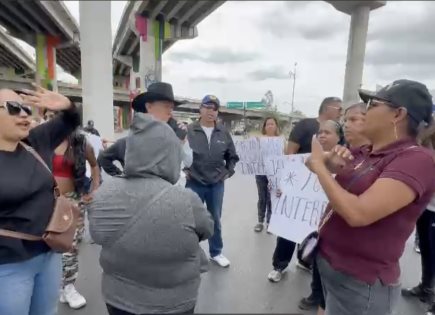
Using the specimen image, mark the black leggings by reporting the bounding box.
[272,237,296,271]
[255,175,271,224]
[312,256,325,309]
[106,304,195,315]
[417,209,435,288]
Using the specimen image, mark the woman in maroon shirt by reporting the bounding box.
[306,79,435,315]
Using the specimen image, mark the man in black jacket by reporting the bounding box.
[185,95,239,268]
[98,82,185,176]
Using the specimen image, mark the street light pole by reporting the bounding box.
[290,62,297,114]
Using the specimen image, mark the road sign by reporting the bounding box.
[226,101,244,109]
[246,101,265,109]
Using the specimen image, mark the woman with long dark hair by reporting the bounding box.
[307,80,435,315]
[0,85,80,315]
[254,117,282,233]
[45,111,101,310]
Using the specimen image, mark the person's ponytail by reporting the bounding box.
[417,121,435,149]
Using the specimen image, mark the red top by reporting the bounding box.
[319,139,435,285]
[52,154,74,178]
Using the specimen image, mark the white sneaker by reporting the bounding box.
[268,269,283,282]
[210,254,230,268]
[60,284,87,309]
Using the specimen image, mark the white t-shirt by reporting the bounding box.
[85,133,104,178]
[176,141,193,187]
[427,194,435,212]
[202,126,214,143]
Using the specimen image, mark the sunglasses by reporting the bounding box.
[367,98,421,123]
[0,101,32,116]
[329,105,343,112]
[201,103,218,111]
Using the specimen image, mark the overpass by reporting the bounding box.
[0,27,34,78]
[0,1,386,136]
[79,1,227,138]
[0,0,226,137]
[0,76,299,131]
[112,0,225,88]
[326,1,386,105]
[0,0,80,90]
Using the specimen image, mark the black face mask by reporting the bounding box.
[0,101,32,116]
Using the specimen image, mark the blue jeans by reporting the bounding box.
[186,179,225,257]
[0,251,62,315]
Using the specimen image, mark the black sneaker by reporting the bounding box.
[427,303,435,315]
[254,223,264,232]
[402,284,434,304]
[298,294,320,310]
[296,260,313,273]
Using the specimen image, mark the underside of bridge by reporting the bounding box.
[0,28,34,77]
[0,0,80,84]
[113,0,225,78]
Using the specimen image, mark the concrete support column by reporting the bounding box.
[79,1,114,139]
[35,34,58,91]
[139,35,157,90]
[134,15,167,92]
[342,5,370,107]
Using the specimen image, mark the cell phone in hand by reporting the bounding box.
[167,118,187,140]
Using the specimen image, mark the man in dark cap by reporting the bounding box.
[184,95,239,268]
[98,82,186,176]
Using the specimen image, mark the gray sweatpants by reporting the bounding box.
[317,255,401,315]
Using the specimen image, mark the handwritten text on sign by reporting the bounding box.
[234,137,284,175]
[268,154,329,243]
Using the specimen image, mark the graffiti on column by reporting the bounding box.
[135,15,148,42]
[36,34,59,91]
[144,67,156,89]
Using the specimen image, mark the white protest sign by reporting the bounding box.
[259,137,284,156]
[268,154,329,244]
[234,137,284,175]
[234,137,264,175]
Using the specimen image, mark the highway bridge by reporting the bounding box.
[0,77,301,130]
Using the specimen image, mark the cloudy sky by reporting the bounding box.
[16,1,435,117]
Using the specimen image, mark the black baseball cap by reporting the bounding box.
[359,79,433,124]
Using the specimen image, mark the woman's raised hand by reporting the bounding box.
[21,83,71,111]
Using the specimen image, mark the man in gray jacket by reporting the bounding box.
[98,82,186,176]
[89,113,213,315]
[185,95,239,268]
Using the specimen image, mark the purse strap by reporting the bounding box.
[318,145,419,233]
[0,228,42,241]
[20,142,61,197]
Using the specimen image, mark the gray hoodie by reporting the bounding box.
[88,114,214,314]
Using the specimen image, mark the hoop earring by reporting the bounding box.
[393,122,398,140]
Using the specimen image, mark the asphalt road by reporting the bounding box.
[60,169,427,315]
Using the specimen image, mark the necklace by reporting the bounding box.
[353,159,366,170]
